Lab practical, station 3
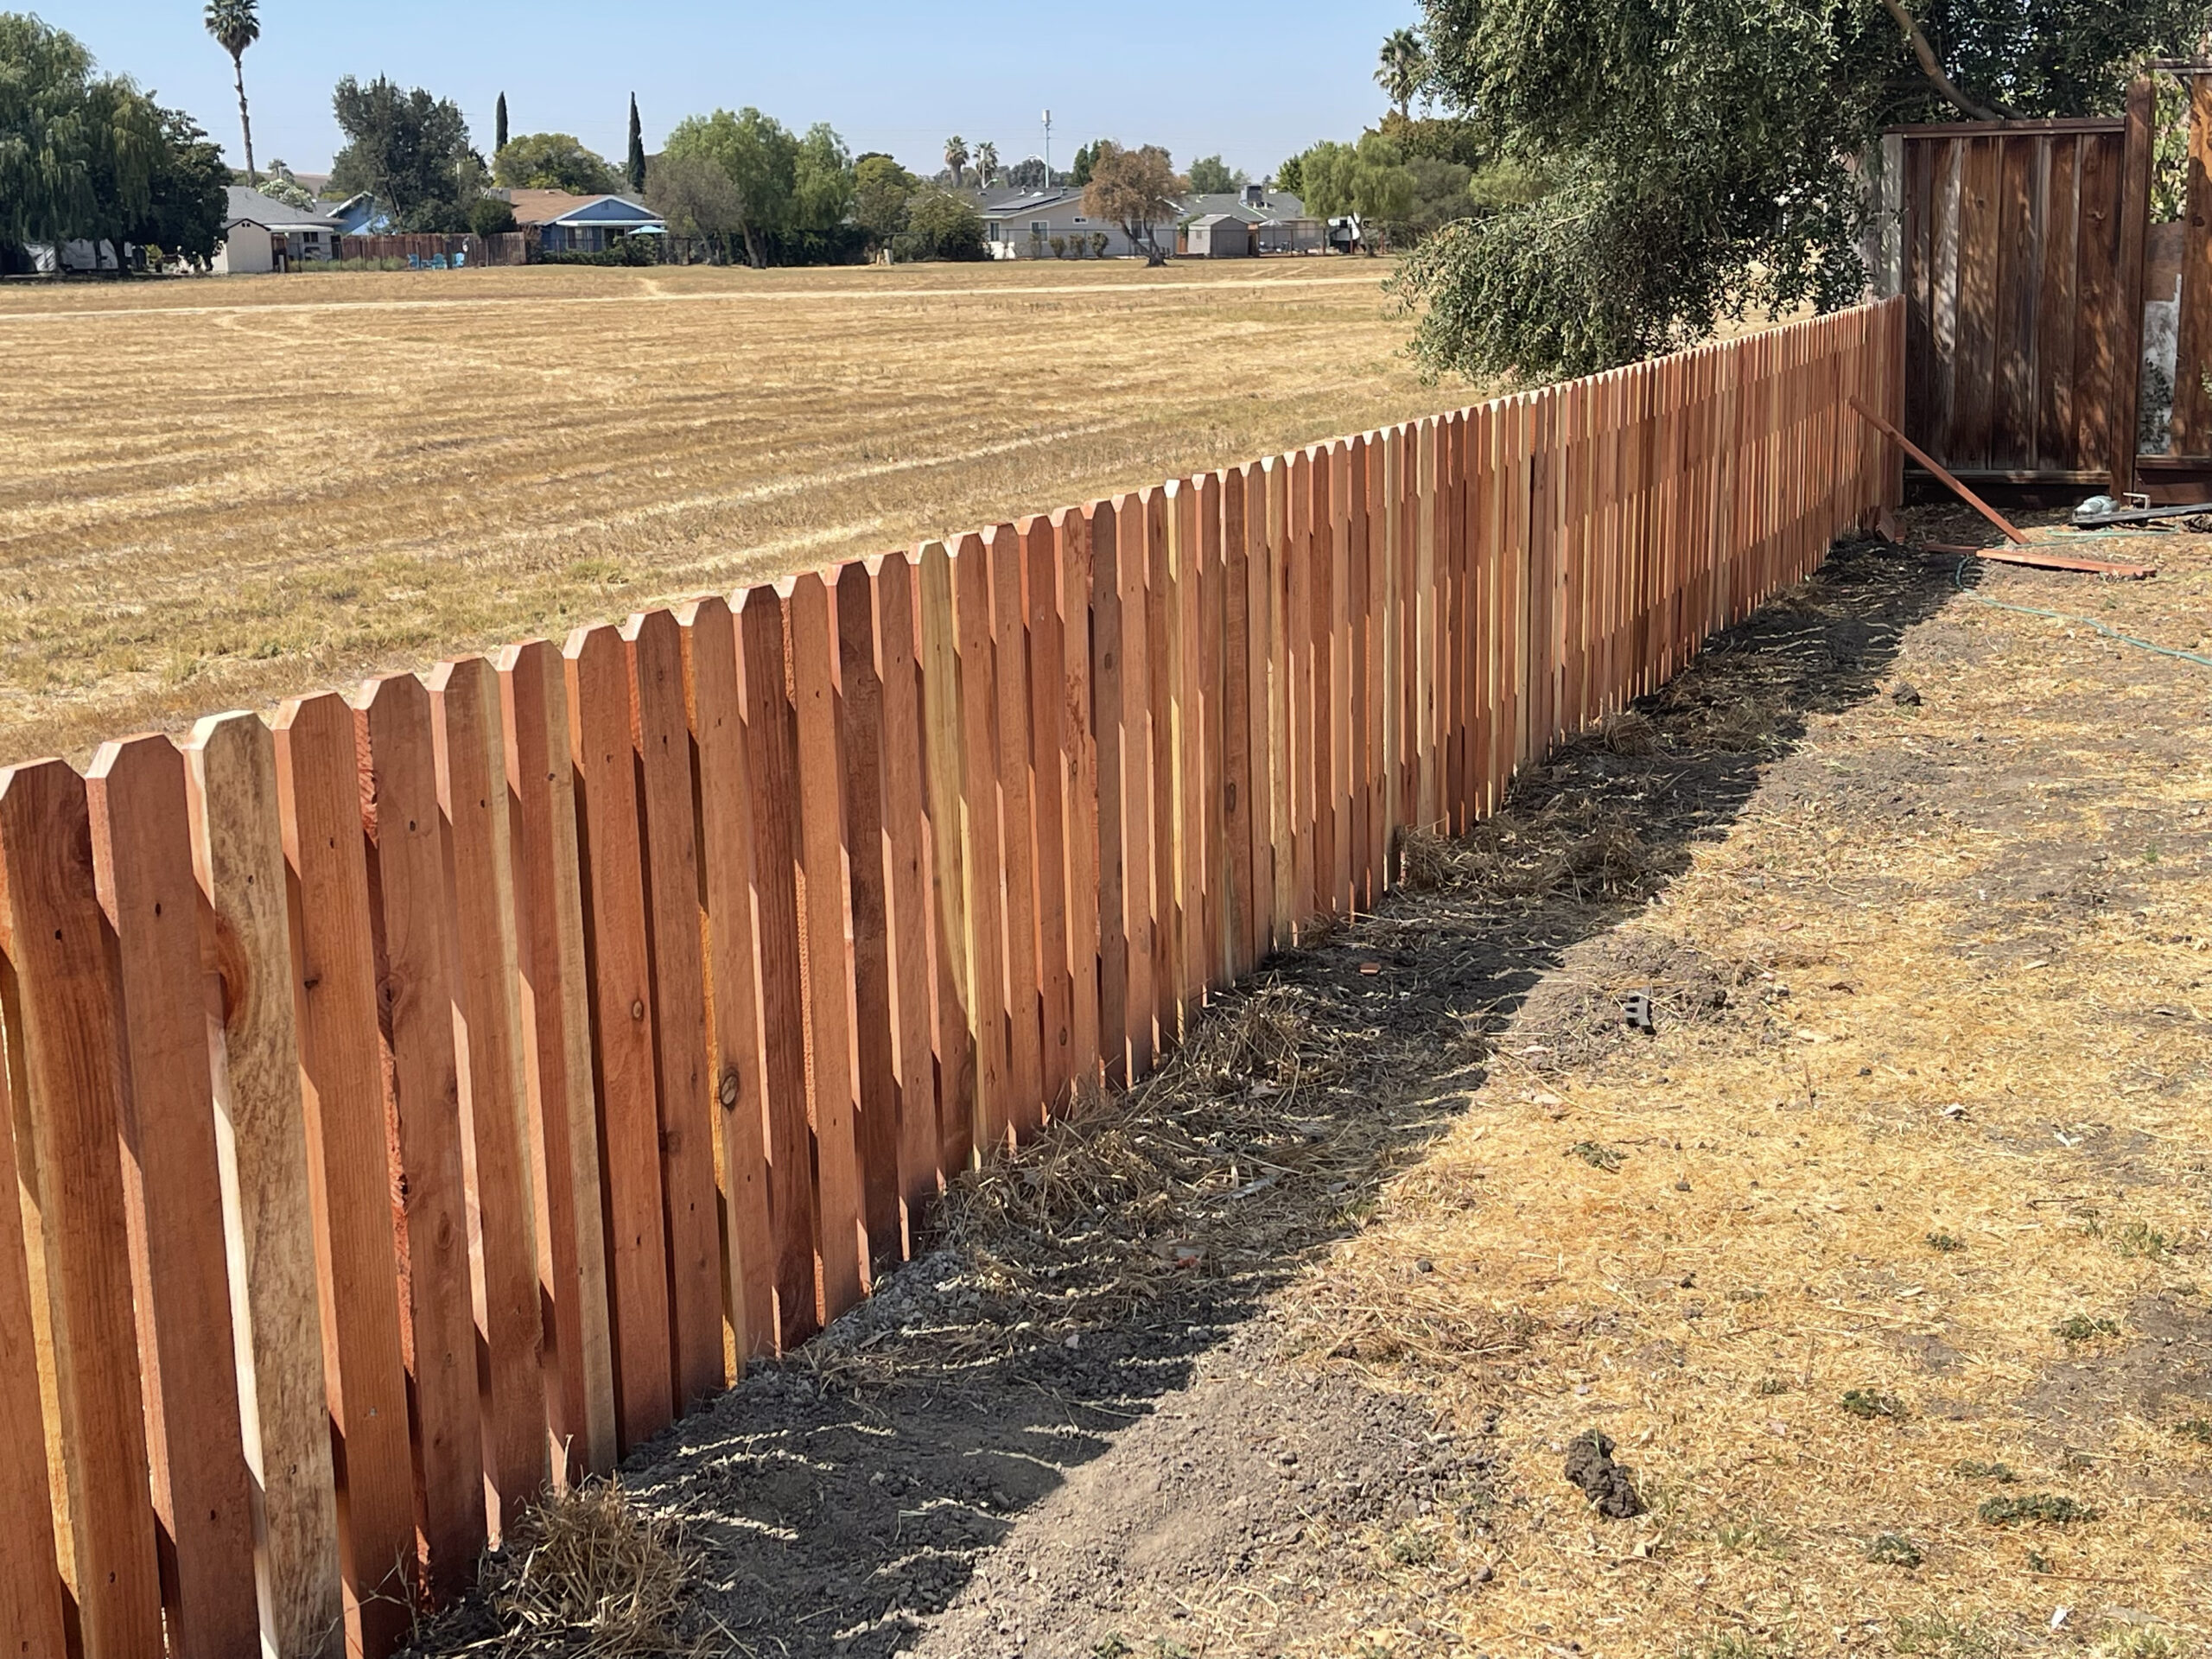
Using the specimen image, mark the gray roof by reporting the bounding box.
[1175,189,1311,225]
[974,186,1084,214]
[224,186,339,229]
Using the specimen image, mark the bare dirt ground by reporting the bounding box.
[0,259,1429,762]
[406,510,2211,1658]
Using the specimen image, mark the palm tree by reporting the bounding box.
[204,0,260,184]
[944,134,969,188]
[976,140,999,187]
[1374,27,1427,121]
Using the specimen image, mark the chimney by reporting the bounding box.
[1243,182,1265,207]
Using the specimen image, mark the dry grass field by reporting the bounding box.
[0,257,1432,763]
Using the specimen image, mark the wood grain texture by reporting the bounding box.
[620,612,723,1409]
[1218,470,1255,976]
[1086,504,1128,1089]
[734,588,822,1345]
[988,524,1045,1136]
[1149,485,1185,1040]
[165,715,353,1649]
[913,543,975,1172]
[951,538,1012,1147]
[788,573,868,1316]
[86,734,262,1659]
[674,600,776,1359]
[2174,75,2212,454]
[562,626,674,1445]
[859,558,940,1236]
[1020,517,1074,1116]
[495,642,618,1477]
[272,690,417,1658]
[836,563,901,1261]
[426,658,547,1539]
[1055,508,1101,1099]
[358,672,486,1605]
[1113,496,1156,1079]
[0,759,164,1659]
[0,1055,66,1659]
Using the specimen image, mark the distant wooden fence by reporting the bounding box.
[0,299,1901,1659]
[328,232,531,266]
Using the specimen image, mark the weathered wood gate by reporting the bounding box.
[1897,86,2154,490]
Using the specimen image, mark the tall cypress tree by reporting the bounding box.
[494,90,507,153]
[626,93,645,194]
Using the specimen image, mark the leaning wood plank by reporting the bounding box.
[86,735,261,1659]
[1054,508,1102,1099]
[988,524,1046,1136]
[735,588,822,1345]
[426,659,547,1541]
[495,643,618,1476]
[675,599,776,1357]
[359,673,486,1606]
[788,573,869,1313]
[1115,497,1158,1078]
[0,1058,66,1657]
[0,760,164,1659]
[1020,517,1075,1116]
[1086,504,1130,1090]
[562,627,676,1444]
[1196,473,1228,985]
[272,692,417,1658]
[1847,397,2028,543]
[1218,468,1256,975]
[1921,541,2156,577]
[620,612,724,1409]
[859,558,940,1236]
[1149,485,1186,1039]
[836,563,903,1261]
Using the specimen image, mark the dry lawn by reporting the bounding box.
[1262,516,2212,1656]
[0,257,1428,763]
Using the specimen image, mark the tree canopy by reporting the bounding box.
[0,14,222,265]
[202,0,257,181]
[330,75,480,230]
[1395,0,2212,383]
[1296,134,1418,238]
[659,107,860,265]
[1082,141,1179,264]
[493,131,620,194]
[1187,154,1248,194]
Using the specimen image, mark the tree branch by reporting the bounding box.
[1878,0,2002,121]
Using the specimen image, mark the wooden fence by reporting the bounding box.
[0,298,1901,1659]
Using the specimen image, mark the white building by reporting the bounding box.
[213,187,343,274]
[976,181,1326,259]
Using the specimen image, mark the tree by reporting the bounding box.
[975,139,998,186]
[1274,153,1304,194]
[0,16,163,257]
[853,153,914,249]
[943,134,969,187]
[202,0,259,182]
[901,187,985,259]
[1082,141,1179,264]
[128,105,229,263]
[330,76,481,229]
[646,149,747,260]
[1070,140,1108,185]
[662,106,799,266]
[626,93,646,194]
[1006,154,1047,189]
[1295,133,1417,246]
[1375,26,1428,121]
[1399,0,2212,384]
[494,131,620,194]
[256,158,315,207]
[1187,154,1247,194]
[495,91,507,153]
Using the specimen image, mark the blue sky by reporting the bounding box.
[49,1,1417,182]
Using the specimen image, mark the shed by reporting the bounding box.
[1185,213,1252,257]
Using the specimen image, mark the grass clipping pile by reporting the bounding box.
[406,1482,709,1658]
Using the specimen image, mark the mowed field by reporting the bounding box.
[0,257,1436,763]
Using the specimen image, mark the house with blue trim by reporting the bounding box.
[502,189,664,252]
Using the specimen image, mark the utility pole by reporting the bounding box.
[1042,109,1052,187]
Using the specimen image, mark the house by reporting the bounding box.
[214,186,344,273]
[1184,213,1251,257]
[974,188,1160,259]
[326,192,388,236]
[1176,184,1327,255]
[500,190,664,253]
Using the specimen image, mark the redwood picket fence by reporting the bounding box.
[0,297,1902,1659]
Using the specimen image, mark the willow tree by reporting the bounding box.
[1395,0,2212,382]
[202,0,258,183]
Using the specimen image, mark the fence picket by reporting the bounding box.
[1021,517,1075,1115]
[988,526,1046,1135]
